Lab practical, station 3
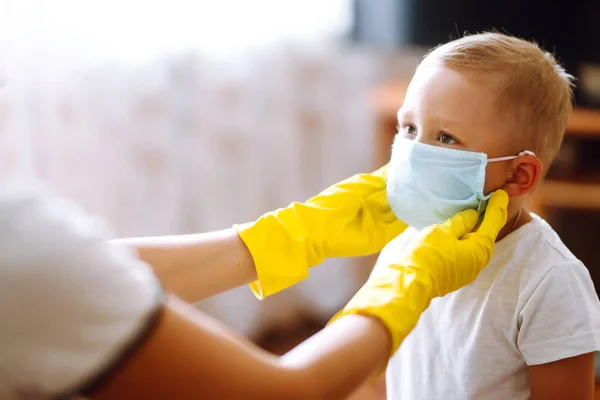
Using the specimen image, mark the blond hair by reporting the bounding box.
[421,32,574,166]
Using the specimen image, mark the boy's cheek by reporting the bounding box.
[483,163,510,195]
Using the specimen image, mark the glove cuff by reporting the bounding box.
[233,213,309,299]
[329,269,434,357]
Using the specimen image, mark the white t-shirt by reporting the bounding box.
[0,188,162,399]
[373,214,600,400]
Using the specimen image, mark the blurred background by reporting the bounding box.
[1,1,599,398]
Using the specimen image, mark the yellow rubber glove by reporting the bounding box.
[233,165,407,299]
[330,190,509,358]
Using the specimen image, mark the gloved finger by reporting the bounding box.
[475,190,509,240]
[368,190,396,220]
[366,189,408,242]
[314,172,383,205]
[437,208,479,238]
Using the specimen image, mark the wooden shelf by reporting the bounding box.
[534,181,600,210]
[371,82,409,120]
[567,108,600,136]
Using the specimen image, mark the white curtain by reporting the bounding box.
[0,0,422,336]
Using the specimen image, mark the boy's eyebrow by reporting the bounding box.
[397,108,413,122]
[397,109,463,129]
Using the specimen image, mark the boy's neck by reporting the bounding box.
[495,207,532,242]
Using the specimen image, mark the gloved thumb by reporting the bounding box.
[438,209,479,238]
[476,190,509,241]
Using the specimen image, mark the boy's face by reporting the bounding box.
[397,65,515,195]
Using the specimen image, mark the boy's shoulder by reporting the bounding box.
[478,214,597,331]
[491,213,583,279]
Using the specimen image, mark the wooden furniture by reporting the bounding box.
[371,83,600,220]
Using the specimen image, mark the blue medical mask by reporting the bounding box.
[386,136,534,230]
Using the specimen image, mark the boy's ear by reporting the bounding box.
[501,154,543,198]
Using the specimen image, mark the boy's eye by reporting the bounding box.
[439,133,458,145]
[398,123,417,137]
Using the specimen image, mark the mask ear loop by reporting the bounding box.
[488,150,534,230]
[488,150,536,163]
[510,208,522,231]
[519,150,536,157]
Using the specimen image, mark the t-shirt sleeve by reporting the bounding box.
[0,188,163,399]
[517,260,600,366]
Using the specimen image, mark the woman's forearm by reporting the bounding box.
[91,296,390,400]
[280,314,390,399]
[112,229,257,302]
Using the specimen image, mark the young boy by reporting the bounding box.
[375,32,600,399]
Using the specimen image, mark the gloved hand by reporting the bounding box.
[330,190,509,357]
[233,164,407,299]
